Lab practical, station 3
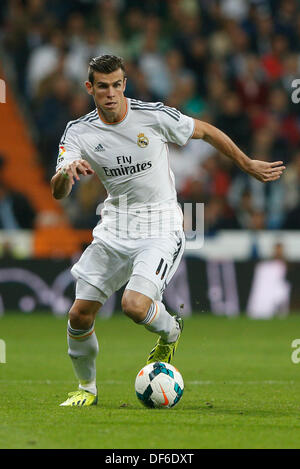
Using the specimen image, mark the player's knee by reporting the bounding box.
[69,304,95,330]
[121,291,151,323]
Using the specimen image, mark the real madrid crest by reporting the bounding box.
[137,133,149,148]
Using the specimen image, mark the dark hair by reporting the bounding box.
[88,55,126,83]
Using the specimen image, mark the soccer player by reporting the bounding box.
[51,55,285,406]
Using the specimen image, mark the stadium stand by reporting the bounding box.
[1,0,300,256]
[0,66,92,256]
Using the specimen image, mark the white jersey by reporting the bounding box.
[56,98,195,239]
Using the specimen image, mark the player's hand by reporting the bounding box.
[61,159,95,185]
[246,160,286,183]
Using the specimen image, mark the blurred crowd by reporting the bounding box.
[1,0,300,233]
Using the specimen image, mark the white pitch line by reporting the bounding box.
[188,380,297,385]
[0,379,297,385]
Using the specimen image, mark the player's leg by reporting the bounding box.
[67,297,101,393]
[122,288,181,342]
[122,288,183,364]
[122,231,185,364]
[60,280,103,407]
[61,238,132,406]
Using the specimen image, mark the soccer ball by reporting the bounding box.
[135,362,184,408]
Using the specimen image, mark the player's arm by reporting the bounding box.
[192,119,285,182]
[51,159,95,199]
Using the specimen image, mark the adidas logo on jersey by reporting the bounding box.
[95,143,105,152]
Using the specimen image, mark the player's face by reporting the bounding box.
[85,69,127,120]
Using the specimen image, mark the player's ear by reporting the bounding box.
[85,81,94,95]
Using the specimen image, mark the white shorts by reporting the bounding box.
[71,230,185,304]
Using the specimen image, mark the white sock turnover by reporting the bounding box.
[140,301,180,343]
[67,321,99,395]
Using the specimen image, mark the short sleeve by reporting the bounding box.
[56,122,82,172]
[158,105,195,146]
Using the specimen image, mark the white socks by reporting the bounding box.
[67,321,99,395]
[66,302,178,394]
[140,301,180,343]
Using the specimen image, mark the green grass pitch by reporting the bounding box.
[1,312,300,449]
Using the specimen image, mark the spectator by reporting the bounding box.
[221,0,250,22]
[282,151,300,229]
[26,28,67,98]
[214,92,252,154]
[235,54,268,112]
[138,18,170,99]
[0,181,36,229]
[253,10,274,55]
[280,54,300,93]
[204,195,239,236]
[175,75,207,118]
[165,49,194,97]
[228,128,285,229]
[33,74,75,179]
[261,34,289,82]
[247,241,291,318]
[275,0,298,44]
[2,0,300,234]
[267,87,300,146]
[184,37,208,95]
